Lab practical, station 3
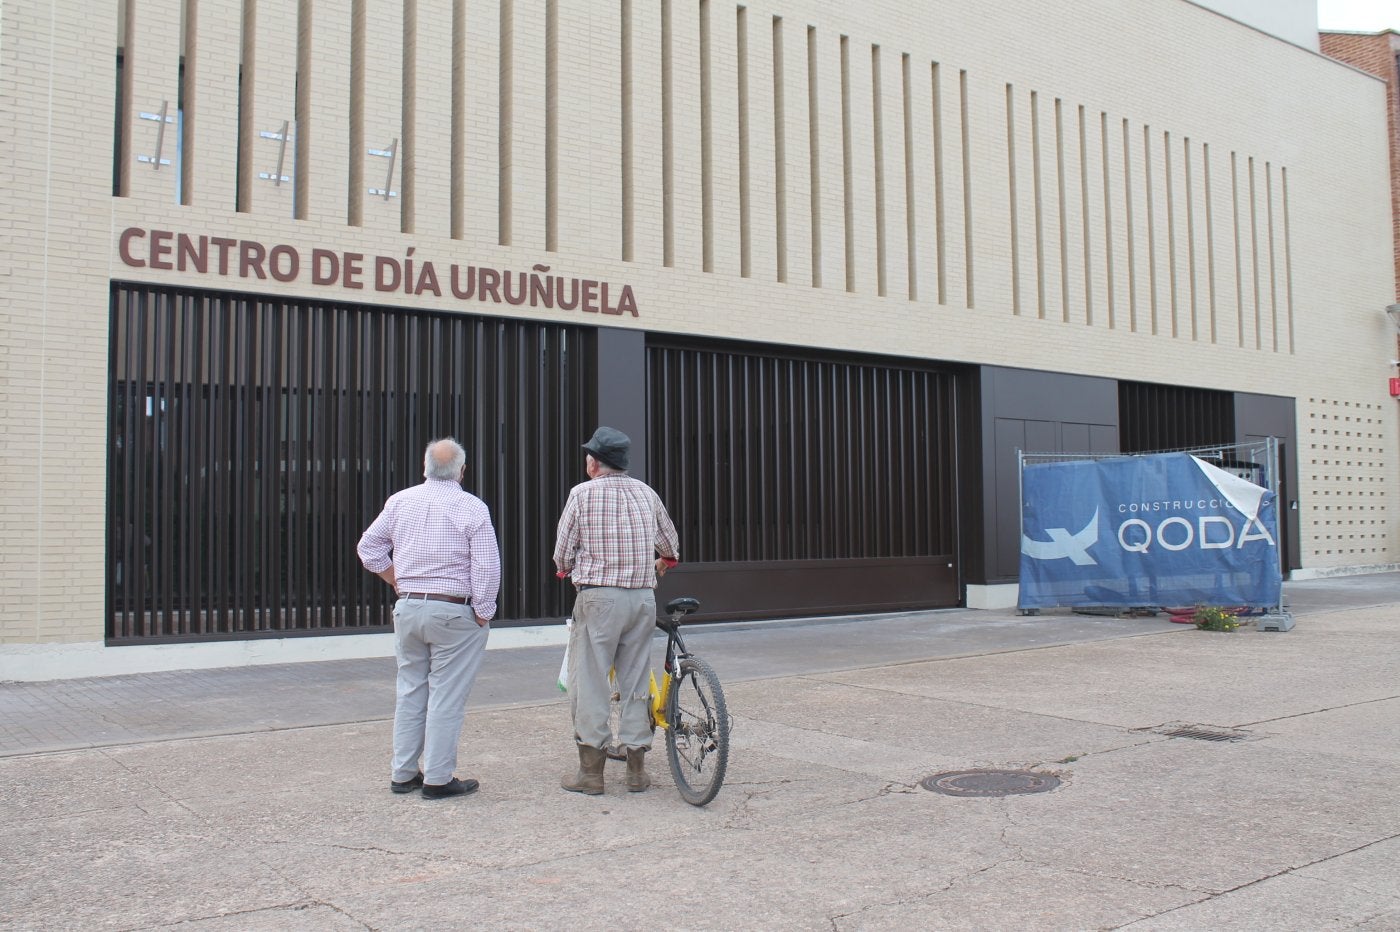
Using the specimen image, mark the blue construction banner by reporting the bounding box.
[1018,452,1281,609]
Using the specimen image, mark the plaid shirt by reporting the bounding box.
[553,473,679,588]
[357,479,501,620]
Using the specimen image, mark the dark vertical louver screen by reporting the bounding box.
[107,284,593,643]
[648,342,959,563]
[1118,381,1234,453]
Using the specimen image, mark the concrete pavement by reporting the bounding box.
[2,575,1399,929]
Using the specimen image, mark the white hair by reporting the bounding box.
[424,437,467,480]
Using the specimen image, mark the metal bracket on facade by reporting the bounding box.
[367,138,398,199]
[137,102,174,169]
[258,121,291,185]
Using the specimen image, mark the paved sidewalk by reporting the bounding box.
[0,573,1389,758]
[2,575,1398,929]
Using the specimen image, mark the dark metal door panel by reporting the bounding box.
[647,340,964,619]
[106,283,593,642]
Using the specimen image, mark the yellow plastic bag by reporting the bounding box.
[650,671,668,728]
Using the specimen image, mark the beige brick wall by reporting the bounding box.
[2,0,1396,647]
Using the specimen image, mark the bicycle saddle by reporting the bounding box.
[664,596,700,617]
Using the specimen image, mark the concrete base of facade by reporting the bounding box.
[1288,562,1400,581]
[7,564,1396,682]
[0,625,571,683]
[965,583,1021,610]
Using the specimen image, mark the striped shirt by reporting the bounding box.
[357,478,501,620]
[553,473,680,589]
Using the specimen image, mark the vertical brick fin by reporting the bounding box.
[236,0,255,213]
[1005,83,1019,315]
[1184,137,1197,341]
[737,6,751,279]
[124,0,184,204]
[1055,99,1068,324]
[1164,131,1178,338]
[451,0,465,239]
[1078,105,1093,327]
[1030,90,1045,319]
[901,54,916,302]
[807,26,821,288]
[1265,161,1279,353]
[1100,112,1116,329]
[179,0,196,206]
[545,0,558,252]
[1203,142,1217,344]
[115,0,134,197]
[1231,150,1243,347]
[293,0,311,220]
[960,69,972,308]
[498,0,513,246]
[400,0,416,234]
[871,45,887,298]
[1247,155,1261,350]
[772,16,786,283]
[1142,124,1158,335]
[699,0,712,273]
[661,0,674,267]
[931,63,945,304]
[621,0,634,260]
[840,36,854,293]
[347,0,365,226]
[1122,119,1137,332]
[1281,166,1295,355]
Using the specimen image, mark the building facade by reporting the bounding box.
[1320,29,1400,302]
[1,0,1396,677]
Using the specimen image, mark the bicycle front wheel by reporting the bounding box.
[664,655,730,806]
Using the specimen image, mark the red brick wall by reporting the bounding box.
[1322,31,1400,302]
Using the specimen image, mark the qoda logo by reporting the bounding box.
[1021,509,1100,566]
[1022,508,1275,566]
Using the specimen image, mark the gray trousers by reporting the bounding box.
[391,597,489,785]
[568,586,656,751]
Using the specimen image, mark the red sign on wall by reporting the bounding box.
[1390,378,1400,397]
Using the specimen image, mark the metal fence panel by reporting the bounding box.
[107,284,593,642]
[647,340,963,618]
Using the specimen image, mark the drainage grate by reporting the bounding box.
[1159,726,1248,743]
[920,769,1061,797]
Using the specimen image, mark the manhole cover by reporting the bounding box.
[919,769,1061,797]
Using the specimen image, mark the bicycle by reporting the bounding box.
[648,596,731,806]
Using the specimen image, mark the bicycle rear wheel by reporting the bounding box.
[664,655,730,806]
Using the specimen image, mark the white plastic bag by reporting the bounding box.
[556,617,572,692]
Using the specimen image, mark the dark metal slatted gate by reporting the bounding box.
[1118,382,1235,452]
[106,283,592,643]
[649,341,963,619]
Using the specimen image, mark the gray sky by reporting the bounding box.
[1316,0,1398,31]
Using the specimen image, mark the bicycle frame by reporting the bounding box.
[649,623,688,730]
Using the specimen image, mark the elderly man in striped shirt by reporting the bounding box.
[358,438,501,800]
[555,426,680,795]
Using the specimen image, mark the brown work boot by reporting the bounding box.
[561,743,606,795]
[626,747,651,792]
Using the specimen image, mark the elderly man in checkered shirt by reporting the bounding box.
[555,426,680,796]
[358,438,501,800]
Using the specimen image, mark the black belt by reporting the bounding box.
[578,584,614,590]
[401,593,469,604]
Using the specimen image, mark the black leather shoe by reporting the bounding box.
[422,777,480,799]
[391,772,424,794]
